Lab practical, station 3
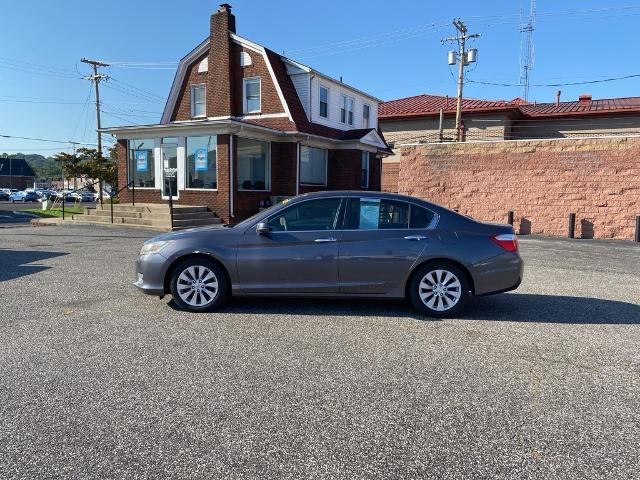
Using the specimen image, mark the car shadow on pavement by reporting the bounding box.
[170,293,640,324]
[462,293,640,324]
[0,249,68,282]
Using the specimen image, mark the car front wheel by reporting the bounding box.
[169,258,228,312]
[408,262,470,318]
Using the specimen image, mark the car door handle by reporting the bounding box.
[404,235,426,241]
[314,237,337,243]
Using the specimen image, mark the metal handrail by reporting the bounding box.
[108,181,135,224]
[61,179,102,220]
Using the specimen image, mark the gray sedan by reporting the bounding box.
[134,191,523,317]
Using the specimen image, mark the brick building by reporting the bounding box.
[103,4,390,223]
[379,93,640,192]
[0,157,35,190]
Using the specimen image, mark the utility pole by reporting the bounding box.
[81,57,109,203]
[442,19,480,141]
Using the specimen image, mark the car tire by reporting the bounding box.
[170,257,228,312]
[408,262,471,318]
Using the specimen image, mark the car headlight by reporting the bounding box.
[140,240,172,256]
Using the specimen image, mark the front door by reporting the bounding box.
[161,144,178,199]
[338,197,436,294]
[236,197,343,294]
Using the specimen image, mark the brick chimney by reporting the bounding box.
[578,94,592,104]
[208,4,236,117]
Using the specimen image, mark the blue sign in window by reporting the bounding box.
[135,150,148,172]
[194,147,208,171]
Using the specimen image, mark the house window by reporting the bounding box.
[300,146,327,186]
[237,137,270,191]
[243,77,261,113]
[128,138,155,188]
[341,94,354,125]
[319,86,328,118]
[361,151,369,188]
[363,104,371,128]
[191,84,206,118]
[186,135,217,189]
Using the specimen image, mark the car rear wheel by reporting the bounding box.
[170,258,228,312]
[408,262,470,318]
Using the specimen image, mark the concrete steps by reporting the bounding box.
[65,203,222,231]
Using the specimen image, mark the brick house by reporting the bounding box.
[103,4,390,223]
[379,92,640,192]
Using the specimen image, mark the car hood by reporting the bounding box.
[144,225,236,244]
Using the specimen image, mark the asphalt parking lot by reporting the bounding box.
[0,225,639,479]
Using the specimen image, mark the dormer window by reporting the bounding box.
[191,84,206,118]
[243,77,261,113]
[340,94,354,125]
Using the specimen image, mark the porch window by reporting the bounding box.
[186,135,217,189]
[341,94,354,125]
[191,84,206,118]
[237,137,270,191]
[300,146,327,186]
[319,86,328,118]
[361,151,370,188]
[243,77,261,113]
[128,138,155,188]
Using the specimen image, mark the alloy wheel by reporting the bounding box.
[418,269,462,312]
[176,265,219,307]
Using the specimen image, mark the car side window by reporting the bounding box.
[409,204,436,228]
[344,198,410,230]
[267,198,342,232]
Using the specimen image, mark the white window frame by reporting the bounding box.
[237,136,271,192]
[319,85,329,119]
[127,138,158,190]
[340,94,355,125]
[299,145,328,187]
[361,151,370,188]
[363,104,371,129]
[190,84,206,118]
[243,77,261,114]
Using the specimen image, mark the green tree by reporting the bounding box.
[53,151,84,187]
[77,147,118,191]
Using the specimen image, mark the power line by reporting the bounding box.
[467,73,640,88]
[0,134,97,145]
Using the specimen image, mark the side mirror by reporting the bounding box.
[256,222,270,235]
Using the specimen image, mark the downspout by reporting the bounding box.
[309,74,315,123]
[296,142,300,195]
[229,134,234,218]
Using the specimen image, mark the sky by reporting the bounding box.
[2,0,640,156]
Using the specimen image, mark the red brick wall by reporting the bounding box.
[231,43,285,116]
[0,176,33,190]
[171,52,209,122]
[398,137,640,240]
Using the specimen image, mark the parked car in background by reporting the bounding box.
[9,190,40,202]
[134,191,524,317]
[80,191,95,202]
[63,192,82,202]
[0,191,10,201]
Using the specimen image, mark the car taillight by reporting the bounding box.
[491,233,518,252]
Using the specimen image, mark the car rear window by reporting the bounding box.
[409,204,435,228]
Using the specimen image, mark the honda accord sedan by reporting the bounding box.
[134,191,523,317]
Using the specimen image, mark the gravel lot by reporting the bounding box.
[0,225,639,479]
